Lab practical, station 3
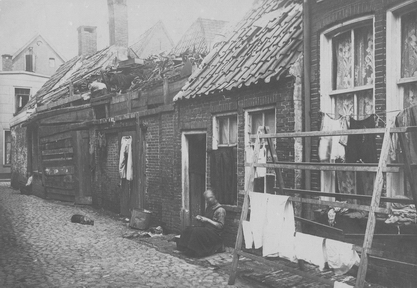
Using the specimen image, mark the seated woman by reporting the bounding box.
[178,190,226,257]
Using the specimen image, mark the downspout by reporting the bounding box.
[303,0,312,217]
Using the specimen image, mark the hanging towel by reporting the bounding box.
[294,232,326,270]
[249,192,269,249]
[263,195,296,261]
[334,281,353,288]
[242,220,254,249]
[119,136,133,181]
[325,239,360,275]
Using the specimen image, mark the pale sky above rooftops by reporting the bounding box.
[0,0,254,60]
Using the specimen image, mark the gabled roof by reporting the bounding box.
[174,0,303,101]
[13,34,66,63]
[25,46,122,110]
[129,21,174,59]
[170,18,228,56]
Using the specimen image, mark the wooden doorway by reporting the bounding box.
[181,132,206,228]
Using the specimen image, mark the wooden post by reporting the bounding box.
[228,127,263,285]
[355,127,391,288]
[264,126,284,195]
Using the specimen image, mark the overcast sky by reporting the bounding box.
[0,0,254,60]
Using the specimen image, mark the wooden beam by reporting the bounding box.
[280,188,415,204]
[250,126,417,139]
[250,162,400,173]
[356,128,391,288]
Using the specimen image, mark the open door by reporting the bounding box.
[181,132,206,228]
[119,131,135,217]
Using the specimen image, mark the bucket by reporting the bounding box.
[130,209,151,230]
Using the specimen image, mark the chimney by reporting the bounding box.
[77,26,97,56]
[107,0,128,47]
[2,54,13,71]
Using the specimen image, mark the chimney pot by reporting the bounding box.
[108,0,128,47]
[77,26,97,56]
[2,54,13,71]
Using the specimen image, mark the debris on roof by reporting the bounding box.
[174,0,303,101]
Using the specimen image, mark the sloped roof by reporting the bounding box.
[129,21,174,58]
[25,46,121,110]
[174,0,302,101]
[13,34,66,63]
[170,18,228,56]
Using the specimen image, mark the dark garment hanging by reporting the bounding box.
[344,115,377,199]
[209,147,237,205]
[396,105,417,164]
[345,115,378,164]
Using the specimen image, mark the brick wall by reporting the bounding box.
[176,78,296,246]
[93,132,121,213]
[309,0,417,286]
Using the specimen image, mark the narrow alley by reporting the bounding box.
[0,183,249,288]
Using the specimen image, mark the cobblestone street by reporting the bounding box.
[0,183,250,288]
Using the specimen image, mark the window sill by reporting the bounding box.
[217,144,237,147]
[3,164,11,167]
[397,76,417,85]
[328,85,373,96]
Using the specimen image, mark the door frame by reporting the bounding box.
[181,130,206,229]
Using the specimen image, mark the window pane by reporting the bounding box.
[401,11,417,78]
[357,89,374,119]
[229,116,237,144]
[354,26,373,86]
[334,93,354,118]
[219,117,229,144]
[264,110,275,134]
[334,31,352,90]
[251,113,263,135]
[265,175,275,194]
[403,82,417,108]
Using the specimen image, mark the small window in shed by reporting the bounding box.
[93,104,108,119]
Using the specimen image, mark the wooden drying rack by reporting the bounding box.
[228,126,417,288]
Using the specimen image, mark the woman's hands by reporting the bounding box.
[195,215,208,222]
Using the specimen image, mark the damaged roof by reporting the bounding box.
[25,46,121,110]
[174,0,302,101]
[170,18,228,56]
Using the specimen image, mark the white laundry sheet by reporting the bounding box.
[325,239,360,275]
[294,232,326,270]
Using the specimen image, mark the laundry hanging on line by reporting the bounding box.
[119,136,133,181]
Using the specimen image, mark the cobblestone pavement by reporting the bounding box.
[0,183,251,288]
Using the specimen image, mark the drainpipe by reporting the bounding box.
[303,0,312,217]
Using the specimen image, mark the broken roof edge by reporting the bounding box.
[173,68,294,102]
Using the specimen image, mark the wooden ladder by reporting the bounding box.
[228,126,417,287]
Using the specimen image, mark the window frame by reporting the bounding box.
[386,1,417,199]
[244,106,276,194]
[320,15,375,119]
[212,112,238,149]
[14,87,30,114]
[3,130,11,166]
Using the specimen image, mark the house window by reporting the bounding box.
[387,2,417,198]
[328,21,374,118]
[49,58,55,68]
[245,108,276,194]
[15,88,30,113]
[213,114,237,147]
[25,54,33,72]
[4,131,11,165]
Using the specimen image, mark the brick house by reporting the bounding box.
[0,34,65,181]
[304,0,417,286]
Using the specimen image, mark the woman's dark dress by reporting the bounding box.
[178,203,226,257]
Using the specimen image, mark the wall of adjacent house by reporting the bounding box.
[309,0,417,286]
[0,72,48,178]
[12,38,64,76]
[175,78,296,246]
[10,124,28,188]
